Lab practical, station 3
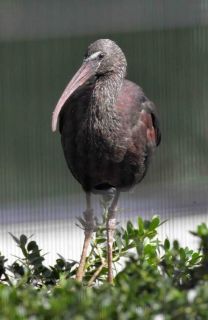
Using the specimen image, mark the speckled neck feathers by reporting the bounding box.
[85,72,127,161]
[88,73,123,122]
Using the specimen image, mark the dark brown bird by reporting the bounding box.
[52,39,161,283]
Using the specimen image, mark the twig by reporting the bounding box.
[3,272,13,287]
[88,260,106,287]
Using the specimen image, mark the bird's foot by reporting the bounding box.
[107,207,117,221]
[107,208,117,244]
[76,209,97,234]
[106,208,117,284]
[76,209,96,282]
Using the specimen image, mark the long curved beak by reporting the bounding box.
[52,60,98,132]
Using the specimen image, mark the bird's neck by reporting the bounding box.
[89,74,123,119]
[85,74,125,160]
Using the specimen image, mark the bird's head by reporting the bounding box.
[85,39,127,77]
[52,39,127,132]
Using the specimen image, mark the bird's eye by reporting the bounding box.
[98,53,104,59]
[84,52,104,61]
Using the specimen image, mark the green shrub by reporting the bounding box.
[1,215,208,319]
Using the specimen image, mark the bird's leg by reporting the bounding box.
[106,190,120,284]
[76,192,95,282]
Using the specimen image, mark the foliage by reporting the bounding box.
[1,215,208,319]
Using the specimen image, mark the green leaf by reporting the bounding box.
[10,262,24,277]
[149,216,160,230]
[138,217,144,232]
[144,244,156,256]
[197,223,208,237]
[127,221,134,234]
[173,240,179,250]
[27,241,38,252]
[28,255,44,266]
[144,220,151,230]
[8,233,20,245]
[20,235,27,247]
[96,238,106,244]
[190,252,201,265]
[115,235,123,254]
[179,248,186,261]
[164,239,170,251]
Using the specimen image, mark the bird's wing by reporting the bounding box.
[138,99,161,147]
[117,80,161,149]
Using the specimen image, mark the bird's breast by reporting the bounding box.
[75,116,128,163]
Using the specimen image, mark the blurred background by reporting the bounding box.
[0,0,208,264]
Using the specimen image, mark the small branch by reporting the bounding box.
[3,272,13,287]
[107,217,116,283]
[88,260,106,287]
